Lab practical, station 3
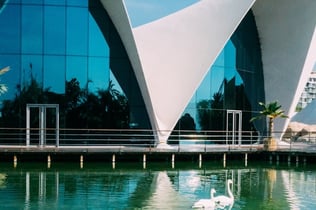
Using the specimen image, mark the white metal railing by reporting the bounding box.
[0,128,316,152]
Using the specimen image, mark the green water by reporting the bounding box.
[0,161,315,209]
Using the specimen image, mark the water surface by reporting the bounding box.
[0,161,315,209]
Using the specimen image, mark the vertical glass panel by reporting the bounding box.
[0,4,21,54]
[0,55,21,101]
[224,40,238,83]
[67,0,88,7]
[22,5,43,54]
[109,71,124,94]
[43,56,65,93]
[66,56,88,89]
[5,0,20,3]
[44,6,66,55]
[45,0,65,5]
[66,7,88,56]
[21,55,43,88]
[210,66,224,96]
[196,71,211,101]
[88,14,109,57]
[22,0,43,4]
[88,57,109,92]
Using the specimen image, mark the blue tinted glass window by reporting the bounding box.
[22,5,43,54]
[67,0,88,7]
[66,56,88,89]
[44,56,65,93]
[0,55,21,101]
[88,14,109,57]
[224,40,242,85]
[21,55,43,86]
[66,7,88,56]
[0,4,21,54]
[45,0,65,5]
[88,57,109,92]
[22,0,43,5]
[6,0,20,3]
[44,6,66,55]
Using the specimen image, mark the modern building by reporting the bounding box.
[0,0,315,146]
[297,69,316,110]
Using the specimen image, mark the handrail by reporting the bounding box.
[0,127,315,152]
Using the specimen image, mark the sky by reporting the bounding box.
[124,0,199,27]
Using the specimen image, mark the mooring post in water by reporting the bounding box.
[13,155,17,167]
[199,154,202,168]
[47,155,51,168]
[80,155,84,168]
[112,154,115,163]
[288,155,291,165]
[269,155,272,163]
[245,153,248,166]
[143,154,146,169]
[223,153,226,168]
[276,155,279,163]
[171,154,175,169]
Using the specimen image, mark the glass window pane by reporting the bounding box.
[6,0,20,3]
[45,0,65,5]
[0,4,21,54]
[66,56,87,89]
[88,14,109,57]
[0,55,21,101]
[88,57,109,92]
[44,6,66,55]
[66,7,88,56]
[21,55,43,88]
[22,0,43,5]
[67,0,88,7]
[44,56,65,93]
[22,5,43,54]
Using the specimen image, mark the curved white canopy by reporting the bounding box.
[100,0,316,144]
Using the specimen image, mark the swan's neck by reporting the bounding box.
[227,182,234,199]
[210,191,215,199]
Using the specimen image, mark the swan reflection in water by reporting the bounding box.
[192,188,216,209]
[192,179,234,210]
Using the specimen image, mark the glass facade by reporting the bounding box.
[0,1,265,143]
[0,0,149,131]
[173,11,266,143]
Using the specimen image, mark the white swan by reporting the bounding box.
[192,188,216,209]
[213,179,234,208]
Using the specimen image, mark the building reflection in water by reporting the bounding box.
[0,164,315,209]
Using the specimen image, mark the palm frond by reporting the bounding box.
[251,101,288,122]
[0,84,8,94]
[0,66,10,75]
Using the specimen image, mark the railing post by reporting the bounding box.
[26,105,30,146]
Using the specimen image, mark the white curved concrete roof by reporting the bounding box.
[133,0,256,143]
[100,0,316,144]
[252,0,316,134]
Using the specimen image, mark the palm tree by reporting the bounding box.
[250,101,288,150]
[0,66,9,95]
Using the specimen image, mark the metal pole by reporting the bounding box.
[56,105,59,147]
[40,106,45,146]
[26,105,30,146]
